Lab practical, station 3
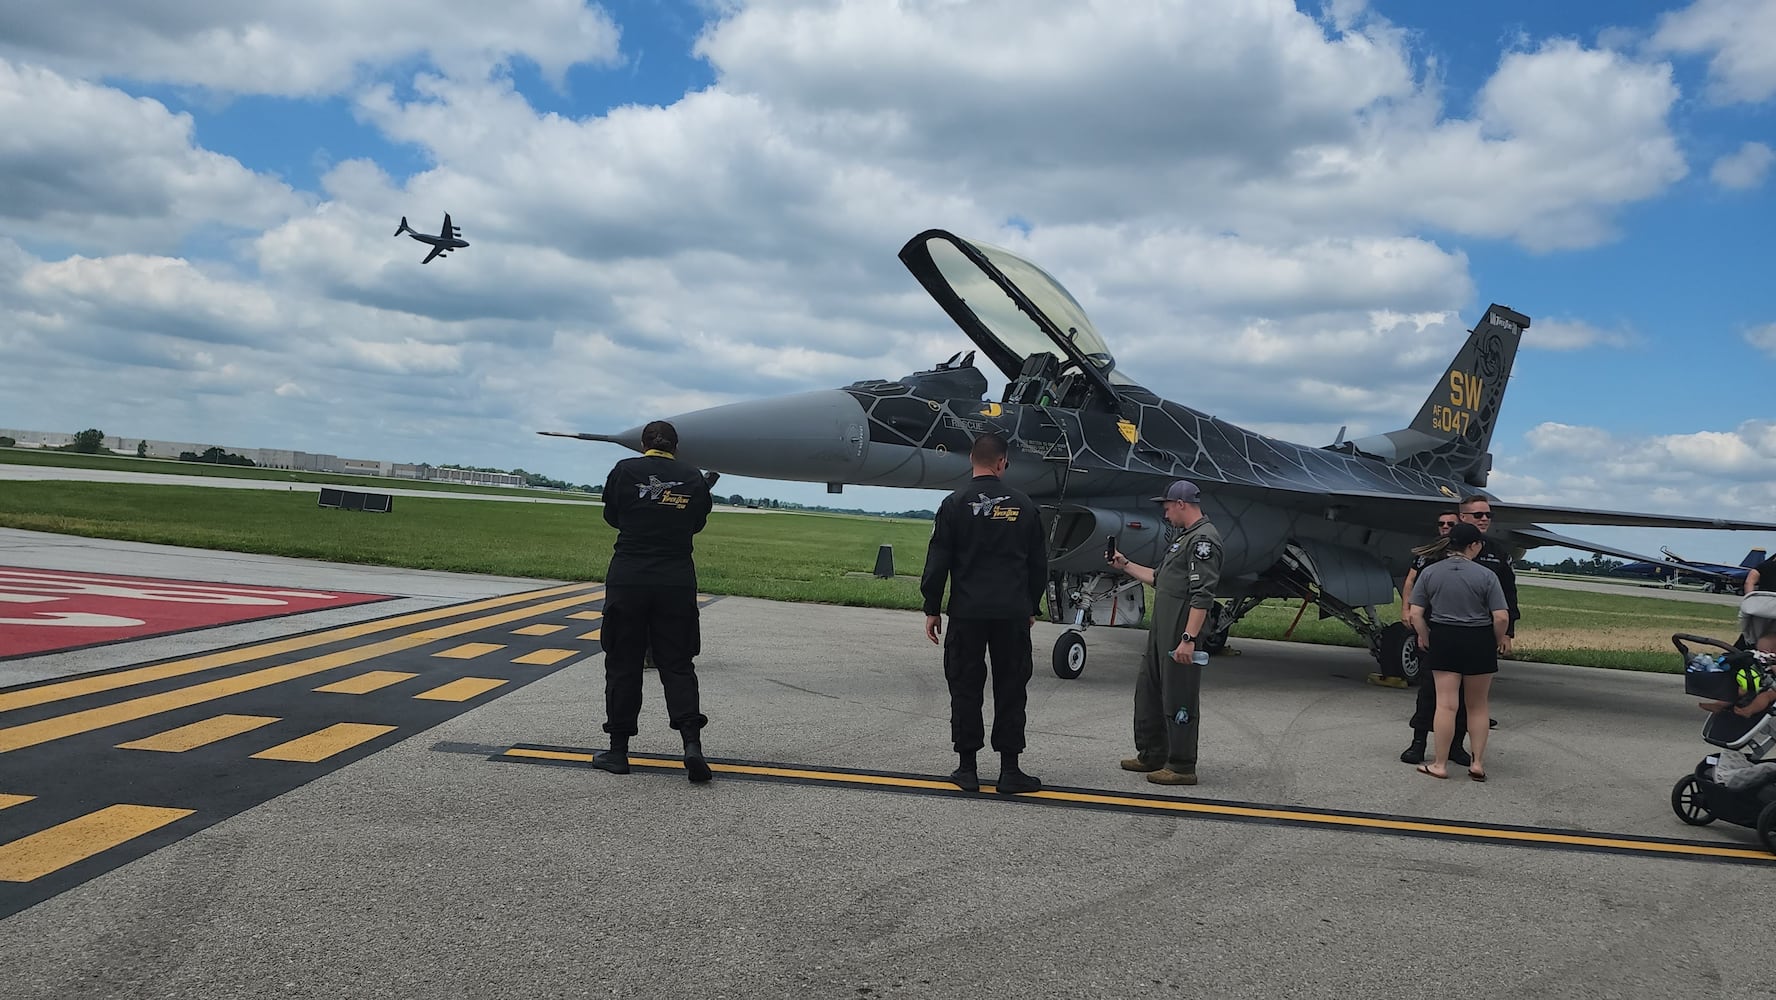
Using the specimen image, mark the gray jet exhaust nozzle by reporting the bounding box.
[539,389,871,483]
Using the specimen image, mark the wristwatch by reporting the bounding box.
[1180,633,1196,643]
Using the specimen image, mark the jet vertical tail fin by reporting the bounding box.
[1341,304,1529,486]
[394,216,412,237]
[1742,548,1767,569]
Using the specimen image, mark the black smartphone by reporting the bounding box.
[1105,534,1118,561]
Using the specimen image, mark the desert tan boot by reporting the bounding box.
[1146,768,1198,785]
[1120,755,1164,772]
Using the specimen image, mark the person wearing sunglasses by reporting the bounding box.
[1404,495,1519,760]
[1398,512,1473,766]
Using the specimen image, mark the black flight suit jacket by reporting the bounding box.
[602,451,713,589]
[1473,537,1520,636]
[920,474,1048,620]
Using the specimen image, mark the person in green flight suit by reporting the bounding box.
[1106,479,1223,786]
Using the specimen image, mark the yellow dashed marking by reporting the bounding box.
[118,714,281,753]
[0,805,195,882]
[0,593,602,754]
[0,583,600,714]
[415,677,508,702]
[0,794,34,810]
[434,642,505,660]
[315,670,418,695]
[567,611,602,621]
[512,623,566,636]
[251,723,398,763]
[576,629,601,641]
[513,649,579,666]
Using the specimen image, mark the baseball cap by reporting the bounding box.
[1448,522,1486,547]
[1149,480,1201,504]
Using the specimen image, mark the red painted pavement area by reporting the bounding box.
[0,567,392,658]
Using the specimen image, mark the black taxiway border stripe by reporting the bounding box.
[490,743,1776,867]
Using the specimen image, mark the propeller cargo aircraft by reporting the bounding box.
[546,229,1776,684]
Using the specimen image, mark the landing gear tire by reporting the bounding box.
[1201,602,1230,654]
[1052,632,1086,679]
[1757,800,1776,852]
[1670,775,1714,826]
[1377,621,1423,686]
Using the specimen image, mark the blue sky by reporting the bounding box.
[0,0,1772,564]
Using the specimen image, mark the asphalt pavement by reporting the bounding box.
[0,527,1770,1000]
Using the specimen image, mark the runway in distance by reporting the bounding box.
[395,213,468,264]
[545,229,1776,684]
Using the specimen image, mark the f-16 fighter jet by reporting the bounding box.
[546,230,1776,684]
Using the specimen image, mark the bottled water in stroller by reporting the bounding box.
[1670,592,1776,852]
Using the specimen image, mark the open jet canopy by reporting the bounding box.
[899,230,1137,413]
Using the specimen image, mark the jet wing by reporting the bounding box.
[439,213,454,238]
[1204,480,1776,535]
[421,244,445,264]
[1509,527,1736,580]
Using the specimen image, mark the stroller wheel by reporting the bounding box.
[1671,775,1715,826]
[1757,802,1776,854]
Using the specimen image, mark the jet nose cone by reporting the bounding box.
[662,390,869,481]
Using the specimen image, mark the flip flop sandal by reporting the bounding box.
[1468,769,1487,782]
[1415,763,1448,779]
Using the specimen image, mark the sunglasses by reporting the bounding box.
[1436,521,1457,529]
[1466,511,1493,519]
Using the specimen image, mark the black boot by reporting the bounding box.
[593,736,631,775]
[948,750,979,792]
[1399,734,1427,765]
[683,730,712,784]
[996,753,1041,795]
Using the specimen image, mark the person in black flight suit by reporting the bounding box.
[921,432,1049,795]
[593,420,719,783]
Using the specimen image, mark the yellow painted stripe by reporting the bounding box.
[567,611,602,621]
[251,723,397,762]
[512,648,578,666]
[0,593,601,754]
[414,677,507,702]
[577,629,601,641]
[315,670,418,694]
[500,750,1774,863]
[0,584,602,715]
[511,623,566,636]
[0,794,33,810]
[435,642,504,660]
[117,714,280,752]
[0,805,195,882]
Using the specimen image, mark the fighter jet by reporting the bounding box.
[544,229,1776,684]
[395,213,469,263]
[1609,546,1766,593]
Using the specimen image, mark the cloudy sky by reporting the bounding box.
[0,0,1772,562]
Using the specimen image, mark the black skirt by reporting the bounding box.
[1427,623,1499,676]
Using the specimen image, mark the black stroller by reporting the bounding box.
[1670,594,1776,852]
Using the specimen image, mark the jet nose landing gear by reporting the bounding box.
[1053,631,1088,679]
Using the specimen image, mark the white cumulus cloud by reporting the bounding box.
[1711,141,1775,190]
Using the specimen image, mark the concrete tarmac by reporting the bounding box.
[0,530,1769,999]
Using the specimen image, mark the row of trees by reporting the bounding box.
[1515,554,1626,576]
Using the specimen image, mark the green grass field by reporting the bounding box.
[0,447,594,501]
[0,479,1739,673]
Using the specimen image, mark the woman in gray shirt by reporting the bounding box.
[1409,522,1510,781]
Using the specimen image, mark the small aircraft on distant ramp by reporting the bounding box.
[395,213,468,264]
[545,229,1776,685]
[1609,546,1766,593]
